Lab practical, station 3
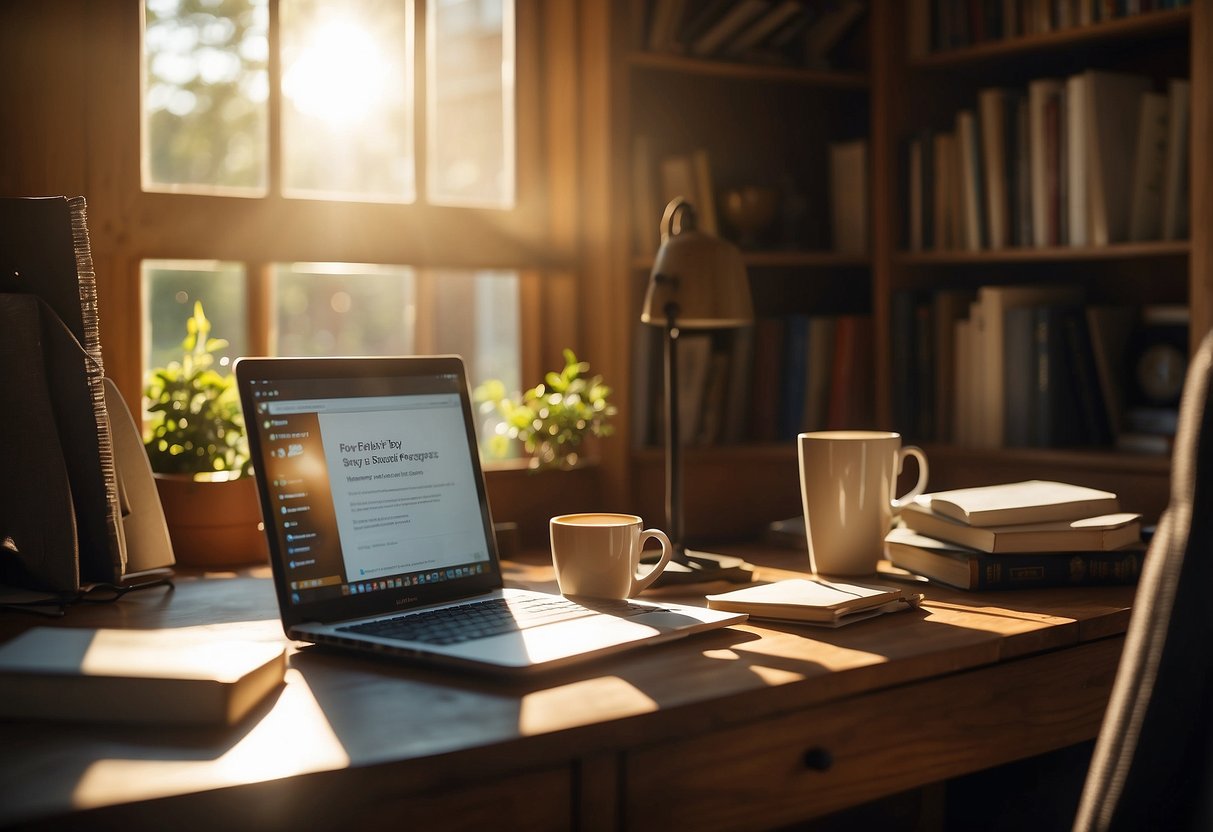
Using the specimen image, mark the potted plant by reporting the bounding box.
[474,349,616,470]
[144,302,267,566]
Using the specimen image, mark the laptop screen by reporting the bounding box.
[236,357,503,626]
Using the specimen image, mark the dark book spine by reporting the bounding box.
[914,298,935,439]
[778,314,809,441]
[891,292,918,437]
[973,549,1144,589]
[1033,305,1084,447]
[1004,305,1036,447]
[748,317,785,443]
[1063,307,1113,446]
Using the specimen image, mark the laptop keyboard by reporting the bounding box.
[338,595,655,646]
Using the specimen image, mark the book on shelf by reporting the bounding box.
[1064,72,1088,246]
[723,0,803,57]
[1027,78,1063,247]
[632,134,659,257]
[706,578,921,627]
[658,148,718,235]
[722,325,755,443]
[907,134,925,251]
[778,314,810,440]
[826,314,874,429]
[676,331,713,443]
[647,0,690,53]
[748,316,786,443]
[660,152,698,220]
[802,0,866,70]
[1003,304,1109,448]
[972,284,1083,448]
[926,291,1143,449]
[0,625,287,726]
[978,87,1013,250]
[1086,304,1138,439]
[690,148,719,234]
[901,503,1142,554]
[932,288,974,442]
[829,139,868,254]
[918,479,1121,526]
[884,527,1144,591]
[1161,78,1191,241]
[696,342,732,445]
[916,0,1188,54]
[688,0,770,57]
[907,69,1189,253]
[1084,70,1152,245]
[803,316,837,433]
[892,291,918,436]
[1129,89,1170,242]
[955,108,985,251]
[953,314,975,446]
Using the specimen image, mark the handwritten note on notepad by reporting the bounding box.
[706,579,923,627]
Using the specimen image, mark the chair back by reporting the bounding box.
[1074,328,1213,831]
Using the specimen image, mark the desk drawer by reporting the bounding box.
[352,765,571,830]
[623,637,1122,831]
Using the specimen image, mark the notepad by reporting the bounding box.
[706,579,923,627]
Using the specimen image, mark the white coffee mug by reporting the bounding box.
[549,513,673,599]
[798,431,929,576]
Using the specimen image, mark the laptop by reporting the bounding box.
[234,355,745,673]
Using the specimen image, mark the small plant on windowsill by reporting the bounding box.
[144,301,265,566]
[474,349,617,471]
[144,301,250,478]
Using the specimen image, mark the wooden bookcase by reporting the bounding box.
[608,1,1210,538]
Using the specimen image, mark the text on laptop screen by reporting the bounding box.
[246,373,492,606]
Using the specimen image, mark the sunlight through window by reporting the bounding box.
[281,0,414,200]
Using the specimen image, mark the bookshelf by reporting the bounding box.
[618,0,873,539]
[612,0,1209,536]
[876,0,1206,523]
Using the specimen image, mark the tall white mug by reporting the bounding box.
[798,431,929,576]
[550,513,673,599]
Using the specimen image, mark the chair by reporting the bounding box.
[1074,327,1213,831]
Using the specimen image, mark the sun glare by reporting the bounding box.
[282,18,389,127]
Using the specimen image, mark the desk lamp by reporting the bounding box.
[640,197,755,584]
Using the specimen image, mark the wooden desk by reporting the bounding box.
[0,545,1133,831]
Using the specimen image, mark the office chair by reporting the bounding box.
[1074,327,1213,832]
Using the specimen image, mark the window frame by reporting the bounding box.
[88,0,561,411]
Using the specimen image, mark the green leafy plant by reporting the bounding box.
[144,301,250,477]
[474,349,616,470]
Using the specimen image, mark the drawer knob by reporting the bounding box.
[802,747,833,771]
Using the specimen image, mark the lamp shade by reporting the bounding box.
[640,198,753,329]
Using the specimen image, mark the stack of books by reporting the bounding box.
[886,480,1145,591]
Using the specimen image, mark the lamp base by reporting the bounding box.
[645,547,756,586]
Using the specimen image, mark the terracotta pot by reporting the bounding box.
[153,474,269,567]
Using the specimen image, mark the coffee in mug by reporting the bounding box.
[798,431,929,576]
[549,513,672,599]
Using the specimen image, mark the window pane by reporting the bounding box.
[142,260,249,375]
[272,263,520,453]
[273,263,417,355]
[281,0,415,201]
[427,0,515,207]
[142,0,269,193]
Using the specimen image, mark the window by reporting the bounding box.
[139,0,527,453]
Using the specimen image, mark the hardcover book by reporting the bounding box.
[918,480,1120,526]
[885,528,1144,591]
[0,625,287,726]
[901,503,1141,554]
